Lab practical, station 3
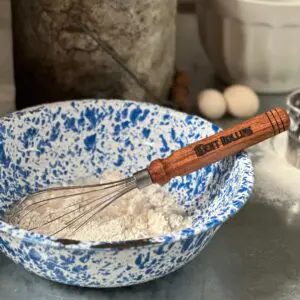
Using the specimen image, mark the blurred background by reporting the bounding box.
[3,0,299,123]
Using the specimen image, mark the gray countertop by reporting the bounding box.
[1,12,300,300]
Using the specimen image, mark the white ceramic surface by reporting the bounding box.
[196,0,300,93]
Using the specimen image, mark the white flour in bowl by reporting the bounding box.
[7,171,192,242]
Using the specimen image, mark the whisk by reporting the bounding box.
[6,108,290,238]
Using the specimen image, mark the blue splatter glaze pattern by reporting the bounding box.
[0,99,254,288]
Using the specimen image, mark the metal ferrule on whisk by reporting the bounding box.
[133,169,153,189]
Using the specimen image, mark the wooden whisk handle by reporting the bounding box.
[148,107,290,185]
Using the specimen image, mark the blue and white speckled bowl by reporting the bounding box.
[0,99,254,288]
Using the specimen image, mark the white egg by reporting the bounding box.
[197,89,226,120]
[223,85,260,118]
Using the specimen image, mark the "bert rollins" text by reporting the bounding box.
[194,126,253,157]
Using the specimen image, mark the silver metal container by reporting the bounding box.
[287,89,300,169]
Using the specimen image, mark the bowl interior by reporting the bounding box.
[0,100,253,242]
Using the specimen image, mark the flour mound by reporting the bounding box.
[8,171,192,242]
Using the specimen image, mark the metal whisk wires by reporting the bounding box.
[6,176,139,238]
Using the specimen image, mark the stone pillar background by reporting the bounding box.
[0,0,15,115]
[11,0,177,109]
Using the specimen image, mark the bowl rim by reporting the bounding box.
[0,99,254,250]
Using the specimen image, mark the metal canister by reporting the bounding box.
[287,89,300,169]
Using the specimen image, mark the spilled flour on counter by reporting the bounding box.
[6,171,192,242]
[249,132,300,202]
[248,132,300,222]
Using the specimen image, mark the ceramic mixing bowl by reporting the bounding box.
[0,100,254,288]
